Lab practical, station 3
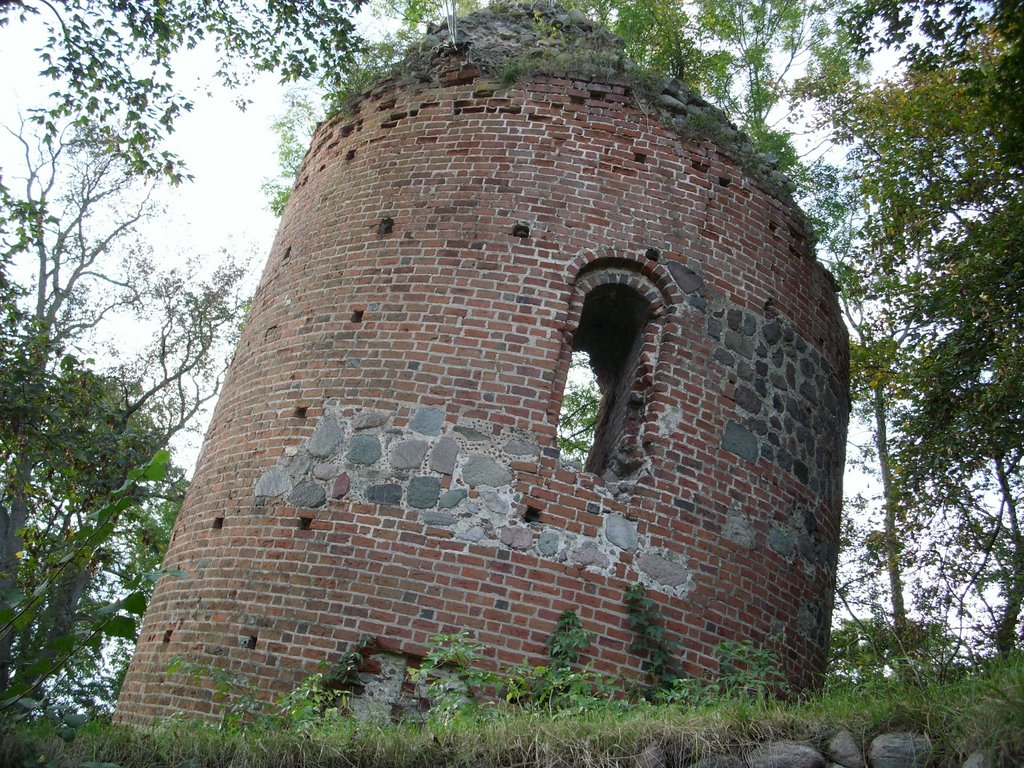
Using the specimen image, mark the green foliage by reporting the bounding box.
[0,123,247,712]
[575,0,713,83]
[624,583,683,692]
[572,0,854,179]
[557,352,600,465]
[0,452,180,720]
[167,658,266,732]
[497,612,622,715]
[1,0,366,180]
[7,657,1024,768]
[812,23,1024,660]
[167,638,378,733]
[261,31,413,214]
[545,610,593,670]
[827,617,971,689]
[407,631,502,725]
[503,662,624,714]
[321,635,377,694]
[656,641,788,705]
[261,88,323,216]
[842,0,1024,163]
[714,641,788,699]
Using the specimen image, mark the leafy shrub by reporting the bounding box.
[545,610,593,670]
[624,583,683,693]
[407,631,502,725]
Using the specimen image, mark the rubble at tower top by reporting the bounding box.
[383,1,809,222]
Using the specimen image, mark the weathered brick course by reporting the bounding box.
[116,3,848,723]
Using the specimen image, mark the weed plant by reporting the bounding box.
[4,652,1021,768]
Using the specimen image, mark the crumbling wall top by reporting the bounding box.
[380,1,811,233]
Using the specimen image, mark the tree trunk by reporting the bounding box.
[0,459,34,695]
[993,456,1024,657]
[873,383,909,640]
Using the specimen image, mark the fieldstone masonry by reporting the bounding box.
[116,1,849,723]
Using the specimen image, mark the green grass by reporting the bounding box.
[3,659,1022,768]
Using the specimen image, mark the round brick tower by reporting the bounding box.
[117,3,848,722]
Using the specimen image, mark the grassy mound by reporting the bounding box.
[3,658,1022,768]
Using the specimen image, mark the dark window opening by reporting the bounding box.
[559,283,652,477]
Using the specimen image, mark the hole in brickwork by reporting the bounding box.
[298,516,313,531]
[378,217,395,236]
[718,175,732,187]
[523,505,542,524]
[212,517,224,530]
[559,283,653,476]
[645,248,661,262]
[341,124,355,137]
[351,309,364,323]
[163,630,173,644]
[244,635,258,649]
[282,245,291,260]
[345,149,356,162]
[294,406,308,419]
[512,222,530,238]
[634,152,647,163]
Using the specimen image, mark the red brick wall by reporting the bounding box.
[116,59,848,723]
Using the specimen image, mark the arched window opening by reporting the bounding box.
[558,283,653,478]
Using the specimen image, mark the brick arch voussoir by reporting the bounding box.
[551,253,676,432]
[568,250,684,311]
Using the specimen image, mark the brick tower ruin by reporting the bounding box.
[117,2,849,722]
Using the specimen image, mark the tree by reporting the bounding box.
[0,0,368,180]
[843,0,1024,166]
[0,122,247,709]
[813,27,1024,662]
[260,2,439,216]
[557,353,601,465]
[0,0,363,716]
[806,163,920,658]
[575,0,856,179]
[900,194,1024,658]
